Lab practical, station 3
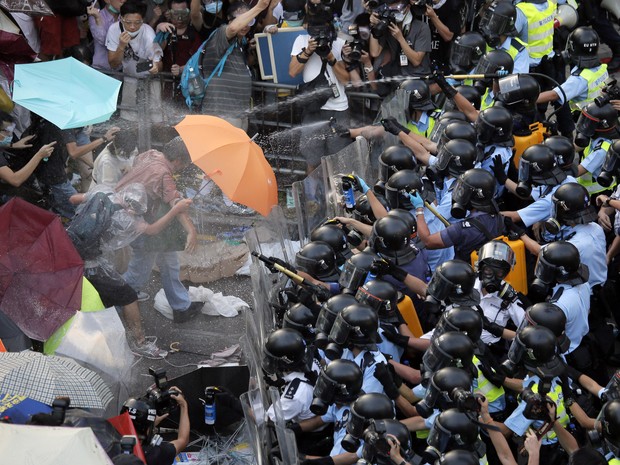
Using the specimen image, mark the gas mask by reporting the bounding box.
[476,242,513,293]
[450,175,487,219]
[416,367,474,418]
[529,253,559,298]
[478,7,513,48]
[598,143,620,188]
[314,304,339,349]
[311,368,355,414]
[424,412,485,464]
[342,404,373,452]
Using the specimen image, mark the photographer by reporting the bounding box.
[367,0,431,96]
[289,0,351,173]
[121,389,190,465]
[425,0,465,74]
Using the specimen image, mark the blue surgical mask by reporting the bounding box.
[0,135,11,147]
[204,1,222,14]
[287,19,304,27]
[108,5,119,14]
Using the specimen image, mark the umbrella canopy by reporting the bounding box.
[175,115,278,217]
[12,57,122,129]
[0,0,53,15]
[0,392,52,423]
[0,7,36,65]
[0,422,114,465]
[0,351,113,410]
[0,198,83,341]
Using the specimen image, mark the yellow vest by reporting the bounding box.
[516,1,555,59]
[486,38,527,62]
[531,380,569,442]
[579,139,613,194]
[473,356,505,404]
[609,457,620,464]
[406,111,439,138]
[480,89,495,111]
[570,64,609,111]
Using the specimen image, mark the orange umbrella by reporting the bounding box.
[175,115,278,217]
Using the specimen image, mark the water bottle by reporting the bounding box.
[342,178,355,211]
[204,386,217,425]
[188,67,206,101]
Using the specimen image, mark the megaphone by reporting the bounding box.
[602,0,620,21]
[554,4,578,29]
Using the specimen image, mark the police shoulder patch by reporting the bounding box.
[462,221,471,228]
[284,378,302,400]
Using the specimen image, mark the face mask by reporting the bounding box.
[108,5,119,14]
[287,19,304,27]
[394,12,406,22]
[204,1,222,14]
[0,135,11,147]
[128,29,141,38]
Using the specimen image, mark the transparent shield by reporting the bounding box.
[268,387,300,465]
[241,389,269,465]
[293,165,329,245]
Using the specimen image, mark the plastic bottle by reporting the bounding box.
[333,15,342,33]
[204,387,217,425]
[187,67,206,101]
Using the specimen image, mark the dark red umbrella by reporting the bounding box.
[0,198,83,340]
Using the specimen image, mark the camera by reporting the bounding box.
[452,388,483,413]
[308,25,334,58]
[371,3,397,39]
[146,367,180,416]
[346,25,367,62]
[51,397,70,426]
[119,435,138,455]
[594,79,620,107]
[520,387,552,422]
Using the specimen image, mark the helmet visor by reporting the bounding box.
[435,143,456,171]
[346,406,367,438]
[451,179,474,212]
[518,157,531,183]
[432,315,459,342]
[426,269,454,302]
[497,75,522,106]
[506,332,526,367]
[575,110,600,138]
[429,119,453,144]
[356,287,385,313]
[329,313,352,345]
[601,145,620,176]
[338,259,369,291]
[450,42,476,69]
[385,186,411,210]
[480,9,512,37]
[534,253,558,284]
[316,306,338,334]
[262,347,280,375]
[473,54,502,75]
[427,420,452,454]
[477,241,515,270]
[423,342,449,373]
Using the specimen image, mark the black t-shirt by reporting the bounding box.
[427,0,465,73]
[144,442,177,465]
[0,151,8,169]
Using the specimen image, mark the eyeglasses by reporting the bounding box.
[122,18,143,26]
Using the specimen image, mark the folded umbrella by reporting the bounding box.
[12,57,122,129]
[175,115,278,217]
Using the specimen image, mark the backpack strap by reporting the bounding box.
[467,216,495,241]
[204,39,237,87]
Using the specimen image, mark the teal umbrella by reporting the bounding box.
[12,57,122,130]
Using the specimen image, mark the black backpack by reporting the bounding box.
[67,192,122,260]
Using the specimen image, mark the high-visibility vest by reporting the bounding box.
[479,89,494,111]
[473,356,505,404]
[486,38,527,62]
[516,1,555,59]
[579,139,613,194]
[531,379,569,442]
[406,110,440,138]
[609,458,620,464]
[569,65,609,111]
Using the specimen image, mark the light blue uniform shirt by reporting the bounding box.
[341,348,387,395]
[322,404,352,456]
[517,175,577,227]
[496,36,530,75]
[409,112,431,135]
[514,2,555,66]
[552,281,591,354]
[424,207,455,273]
[434,177,459,224]
[478,145,513,197]
[377,326,405,362]
[504,374,564,445]
[553,67,591,105]
[581,136,612,178]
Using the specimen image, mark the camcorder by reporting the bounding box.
[146,367,180,416]
[594,79,620,107]
[308,24,335,58]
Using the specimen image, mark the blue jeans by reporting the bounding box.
[123,245,191,312]
[48,180,77,219]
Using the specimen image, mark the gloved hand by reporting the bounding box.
[382,329,410,348]
[286,421,303,438]
[310,284,332,302]
[370,259,408,282]
[408,190,424,209]
[432,71,457,99]
[381,117,410,136]
[482,315,505,338]
[348,174,370,194]
[374,362,400,400]
[329,118,352,138]
[491,155,508,185]
[478,360,506,387]
[503,217,526,238]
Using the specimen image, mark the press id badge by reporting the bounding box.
[400,53,408,67]
[331,83,340,98]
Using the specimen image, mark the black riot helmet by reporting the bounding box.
[338,247,380,294]
[545,183,597,235]
[353,194,389,225]
[387,208,417,238]
[450,32,486,72]
[543,135,577,173]
[424,408,485,463]
[369,216,417,266]
[575,102,619,148]
[400,79,436,112]
[438,121,477,151]
[426,259,480,312]
[416,367,474,418]
[508,325,559,375]
[121,398,157,439]
[295,241,339,282]
[433,306,483,344]
[600,400,620,459]
[422,331,476,382]
[598,140,620,188]
[315,294,359,349]
[429,111,468,143]
[473,49,514,76]
[531,241,587,296]
[356,278,400,323]
[564,27,601,69]
[385,169,427,210]
[378,145,417,183]
[433,139,478,180]
[522,302,570,354]
[310,359,363,414]
[437,450,481,465]
[496,74,541,114]
[455,86,482,111]
[361,419,412,465]
[342,393,395,453]
[311,224,352,266]
[479,0,517,47]
[516,144,567,198]
[283,303,318,343]
[475,106,514,147]
[451,169,498,219]
[263,328,309,376]
[475,240,515,293]
[326,303,379,358]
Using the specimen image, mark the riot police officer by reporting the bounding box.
[599,400,620,463]
[310,224,353,268]
[295,241,341,295]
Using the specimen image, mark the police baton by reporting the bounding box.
[424,201,451,227]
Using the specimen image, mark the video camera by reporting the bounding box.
[145,367,180,416]
[520,383,554,422]
[594,79,620,107]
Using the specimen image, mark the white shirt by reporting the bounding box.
[475,278,525,345]
[105,22,163,76]
[266,371,315,423]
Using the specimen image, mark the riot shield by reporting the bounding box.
[268,387,300,465]
[241,388,270,465]
[322,136,373,219]
[369,89,410,169]
[293,164,328,245]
